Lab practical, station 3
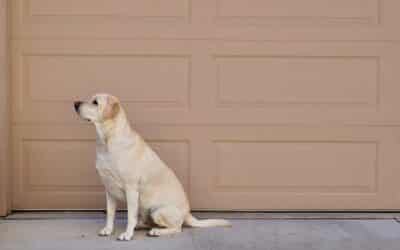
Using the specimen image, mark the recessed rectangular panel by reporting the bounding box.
[21,139,189,192]
[217,0,379,24]
[216,56,378,106]
[215,141,377,192]
[28,0,189,18]
[25,55,189,105]
[23,140,100,189]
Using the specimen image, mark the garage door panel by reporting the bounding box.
[13,0,400,41]
[13,40,400,125]
[190,126,400,210]
[12,123,400,209]
[12,125,191,209]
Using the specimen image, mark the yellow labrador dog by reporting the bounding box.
[74,94,230,241]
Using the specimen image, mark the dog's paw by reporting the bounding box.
[98,227,113,236]
[147,228,162,237]
[117,231,134,241]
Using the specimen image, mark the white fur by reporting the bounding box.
[75,94,230,241]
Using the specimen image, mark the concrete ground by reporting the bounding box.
[1,212,400,250]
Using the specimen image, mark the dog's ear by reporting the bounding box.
[103,95,120,120]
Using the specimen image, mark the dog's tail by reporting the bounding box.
[183,213,231,228]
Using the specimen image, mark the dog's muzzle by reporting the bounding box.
[74,101,82,113]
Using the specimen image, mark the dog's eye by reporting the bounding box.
[92,100,98,105]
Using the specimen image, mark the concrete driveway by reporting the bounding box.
[1,212,400,250]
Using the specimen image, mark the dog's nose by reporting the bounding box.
[74,101,82,112]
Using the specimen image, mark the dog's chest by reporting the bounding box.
[96,152,126,201]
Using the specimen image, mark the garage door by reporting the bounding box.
[11,0,400,210]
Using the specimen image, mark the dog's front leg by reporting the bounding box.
[98,192,117,236]
[117,189,139,241]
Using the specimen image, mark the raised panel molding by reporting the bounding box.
[24,54,190,106]
[13,50,192,124]
[27,0,190,18]
[215,55,379,108]
[17,138,190,192]
[12,0,192,39]
[214,140,378,193]
[216,0,381,25]
[22,140,101,191]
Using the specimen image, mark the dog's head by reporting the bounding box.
[74,94,120,123]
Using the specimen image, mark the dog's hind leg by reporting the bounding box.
[147,206,184,237]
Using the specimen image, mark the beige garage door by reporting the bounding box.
[11,0,400,210]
